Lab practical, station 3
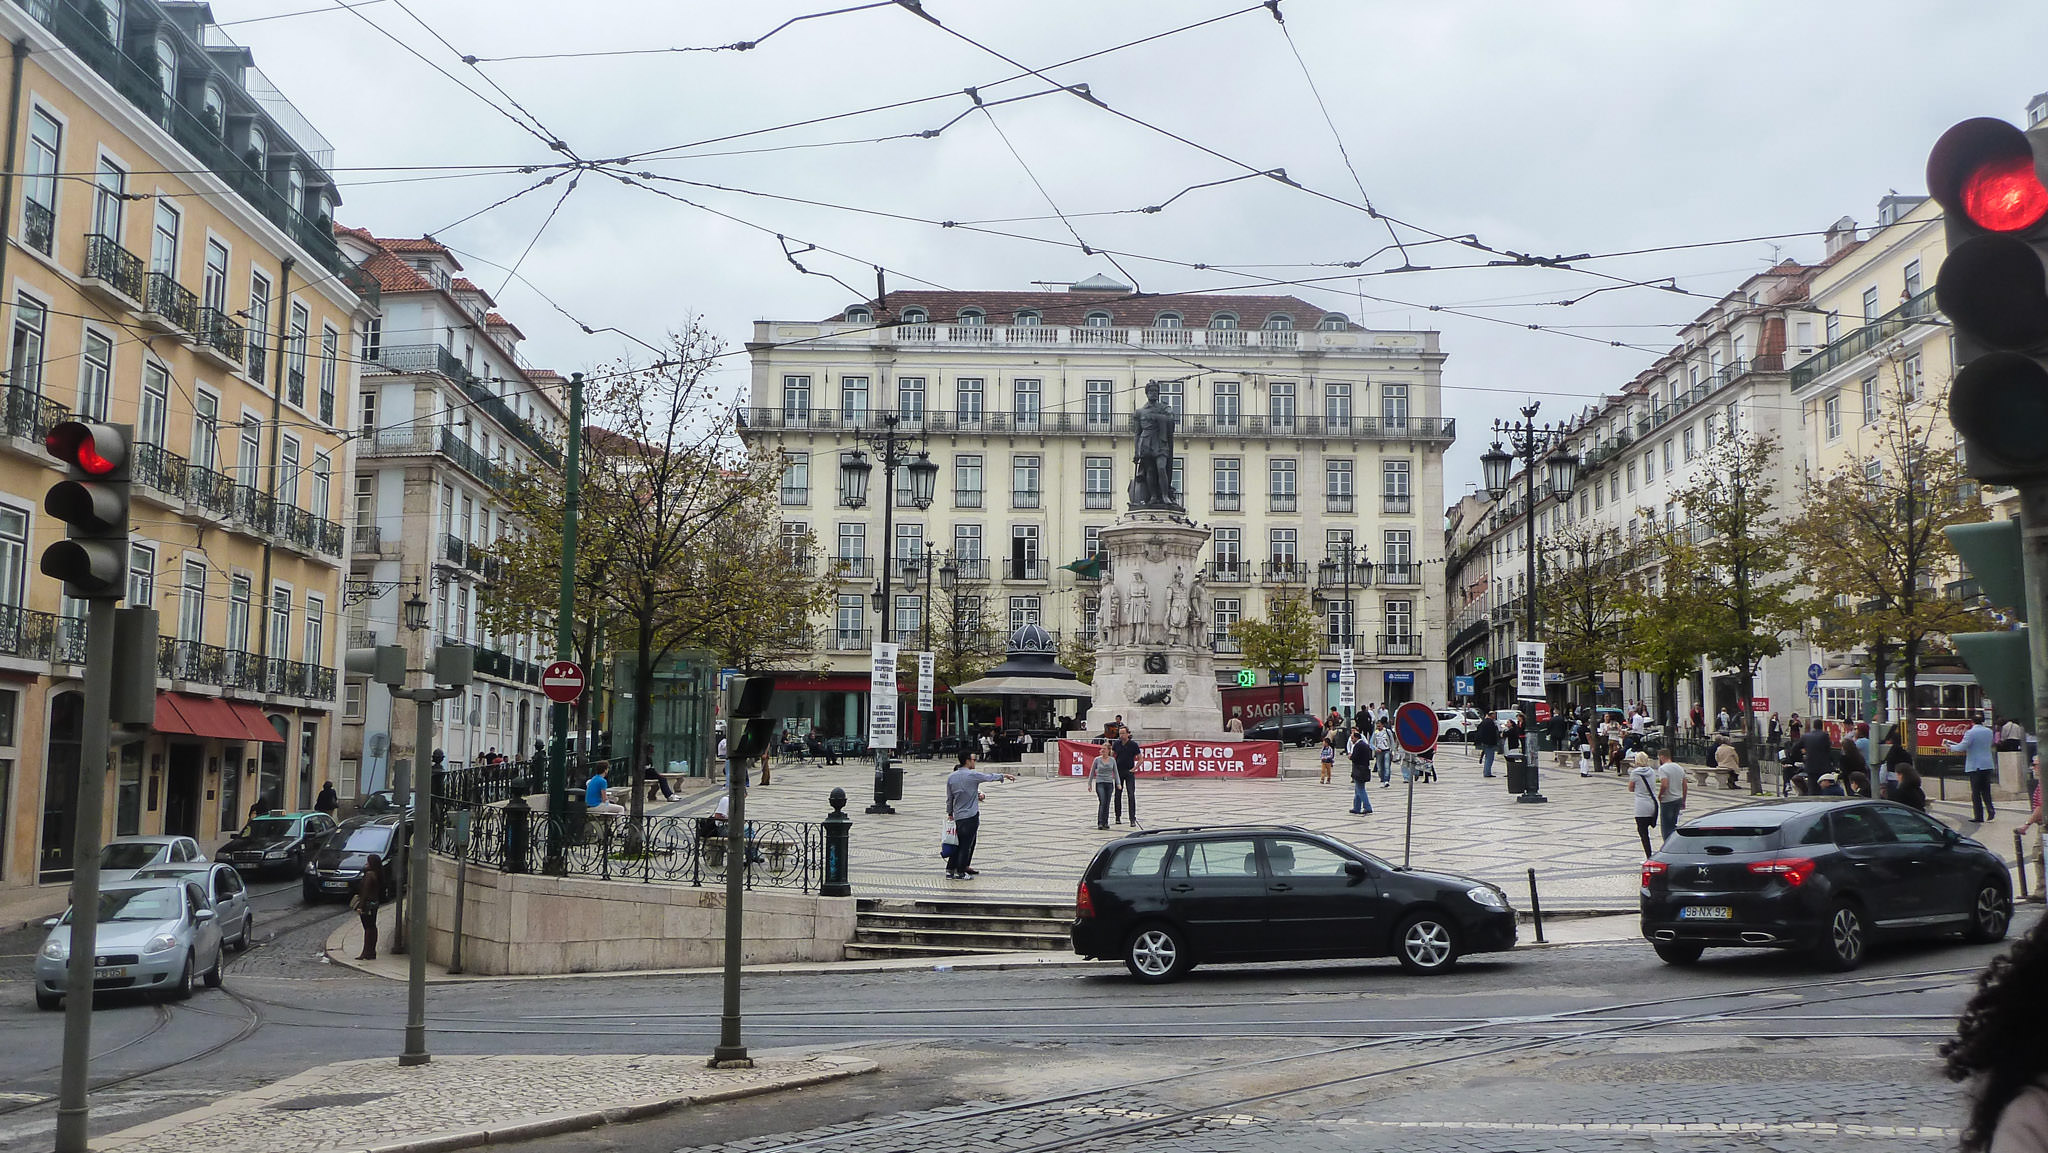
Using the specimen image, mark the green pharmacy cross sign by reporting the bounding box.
[1235,669,1258,688]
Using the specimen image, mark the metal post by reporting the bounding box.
[54,598,116,1153]
[1527,867,1547,943]
[1402,763,1415,869]
[1519,448,1547,803]
[2018,482,2048,877]
[402,690,436,1066]
[821,787,851,897]
[548,372,584,871]
[711,749,751,1067]
[869,421,898,814]
[390,755,410,954]
[922,546,935,753]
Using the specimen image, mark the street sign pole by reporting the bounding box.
[547,372,583,874]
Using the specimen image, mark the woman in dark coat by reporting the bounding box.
[354,856,386,961]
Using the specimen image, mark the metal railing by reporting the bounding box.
[1378,634,1420,656]
[159,637,227,684]
[0,604,66,662]
[82,233,144,301]
[1263,560,1307,583]
[1788,287,1940,390]
[194,307,246,366]
[738,406,1456,443]
[831,556,873,580]
[132,442,188,498]
[828,629,872,651]
[0,383,67,442]
[434,804,830,893]
[1206,560,1248,583]
[21,199,52,255]
[143,270,199,331]
[353,524,382,552]
[1382,494,1412,514]
[1007,558,1048,581]
[1377,563,1419,585]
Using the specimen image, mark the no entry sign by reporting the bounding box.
[1393,701,1439,754]
[541,660,585,704]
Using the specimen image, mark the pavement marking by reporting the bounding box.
[1320,1119,1961,1137]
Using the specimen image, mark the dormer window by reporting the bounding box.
[1209,313,1238,330]
[958,308,985,326]
[1264,313,1294,331]
[1154,312,1182,329]
[1014,310,1041,326]
[844,307,872,323]
[201,83,225,135]
[1085,311,1112,328]
[902,307,928,324]
[1318,313,1348,331]
[246,123,268,167]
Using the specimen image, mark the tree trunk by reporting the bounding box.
[626,599,655,855]
[1901,639,1922,782]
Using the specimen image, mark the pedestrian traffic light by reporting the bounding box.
[724,676,779,762]
[430,643,472,687]
[1946,518,2034,719]
[1930,118,2048,483]
[40,421,131,598]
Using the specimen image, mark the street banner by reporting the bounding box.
[1057,739,1281,779]
[1914,718,1974,755]
[1220,685,1305,725]
[915,651,935,712]
[1515,642,1546,700]
[1338,647,1356,711]
[868,641,899,749]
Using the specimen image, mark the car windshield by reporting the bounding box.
[338,827,392,852]
[65,887,181,924]
[100,843,163,869]
[1673,824,1781,852]
[242,818,296,838]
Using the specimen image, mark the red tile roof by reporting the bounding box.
[357,249,435,295]
[377,237,462,267]
[826,289,1360,330]
[483,312,525,340]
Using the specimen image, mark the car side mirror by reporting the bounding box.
[1344,860,1367,879]
[194,908,215,922]
[41,917,59,929]
[1943,827,1962,845]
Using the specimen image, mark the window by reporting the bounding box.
[247,272,271,384]
[1084,379,1113,426]
[956,377,983,425]
[894,594,921,639]
[1213,457,1241,510]
[1383,529,1413,569]
[1823,392,1842,440]
[10,293,46,391]
[782,374,811,420]
[318,326,338,424]
[844,306,871,323]
[1213,528,1241,573]
[780,452,809,505]
[1864,457,1884,483]
[149,200,179,276]
[1269,528,1297,568]
[1210,313,1238,330]
[1269,381,1296,428]
[92,156,126,239]
[1010,525,1040,579]
[237,416,260,488]
[304,595,325,667]
[1625,460,1637,492]
[0,506,24,608]
[1862,286,1880,322]
[1082,525,1104,563]
[1213,381,1239,427]
[360,317,381,364]
[1383,459,1411,512]
[1084,456,1113,508]
[1014,378,1041,426]
[954,454,983,507]
[1661,438,1673,476]
[1901,354,1923,401]
[1212,597,1241,643]
[202,238,229,314]
[311,453,330,518]
[227,574,251,653]
[269,586,291,658]
[953,523,982,567]
[895,523,923,569]
[23,107,58,254]
[840,375,869,425]
[78,329,112,420]
[901,307,928,324]
[1381,382,1409,428]
[353,476,374,529]
[898,376,925,422]
[957,308,985,326]
[835,594,864,643]
[1264,313,1294,331]
[835,523,867,564]
[1085,311,1111,328]
[1155,378,1184,418]
[1384,598,1413,640]
[1860,375,1879,424]
[1319,313,1349,331]
[1682,426,1696,461]
[1012,455,1041,507]
[1825,312,1840,343]
[1153,311,1181,329]
[140,360,169,447]
[1269,458,1297,511]
[127,543,155,606]
[1325,459,1353,512]
[278,436,300,505]
[1903,259,1922,299]
[1324,382,1351,428]
[286,301,309,406]
[344,681,364,720]
[1008,596,1041,627]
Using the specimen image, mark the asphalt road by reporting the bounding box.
[0,874,2029,1153]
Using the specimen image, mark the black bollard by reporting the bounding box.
[504,793,531,874]
[822,787,852,897]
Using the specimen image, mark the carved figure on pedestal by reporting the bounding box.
[1096,586,1121,649]
[1128,382,1180,510]
[1163,567,1189,649]
[1125,571,1150,649]
[1186,574,1207,648]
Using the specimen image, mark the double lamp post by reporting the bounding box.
[1479,402,1581,804]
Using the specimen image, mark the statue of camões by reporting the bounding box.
[1129,381,1179,510]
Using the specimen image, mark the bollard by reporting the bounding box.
[504,794,531,875]
[1527,867,1546,944]
[822,787,852,897]
[2017,829,2031,900]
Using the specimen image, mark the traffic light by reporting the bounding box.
[1930,118,2048,483]
[724,675,778,762]
[430,643,473,686]
[110,607,158,726]
[1946,518,2034,718]
[345,644,407,687]
[40,421,131,598]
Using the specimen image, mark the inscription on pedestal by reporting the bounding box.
[1144,653,1168,674]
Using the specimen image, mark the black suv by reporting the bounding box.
[1641,799,2011,970]
[1244,713,1325,747]
[1072,824,1516,981]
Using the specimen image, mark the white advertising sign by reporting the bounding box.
[869,641,900,749]
[916,651,935,712]
[1515,641,1547,700]
[1337,646,1356,711]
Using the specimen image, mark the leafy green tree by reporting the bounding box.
[1231,589,1321,720]
[1538,526,1628,709]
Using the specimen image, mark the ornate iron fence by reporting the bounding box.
[433,802,829,894]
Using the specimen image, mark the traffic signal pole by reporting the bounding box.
[2021,485,2048,870]
[547,372,583,873]
[54,596,115,1153]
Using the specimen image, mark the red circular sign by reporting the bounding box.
[541,660,585,704]
[1393,701,1439,754]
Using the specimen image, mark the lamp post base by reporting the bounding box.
[1516,792,1550,804]
[864,803,896,814]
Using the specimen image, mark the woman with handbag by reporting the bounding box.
[353,856,386,961]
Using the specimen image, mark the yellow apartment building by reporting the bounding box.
[0,0,370,892]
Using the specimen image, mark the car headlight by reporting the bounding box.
[145,934,181,954]
[1466,885,1508,911]
[265,845,289,857]
[40,940,66,960]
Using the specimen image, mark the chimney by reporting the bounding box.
[1823,216,1858,258]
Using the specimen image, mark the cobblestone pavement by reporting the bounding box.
[90,1053,875,1153]
[670,743,2026,911]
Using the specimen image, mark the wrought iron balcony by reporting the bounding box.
[1377,563,1419,586]
[1206,560,1248,583]
[0,605,66,663]
[353,524,382,552]
[1263,560,1307,583]
[159,637,228,685]
[81,233,144,305]
[0,384,70,443]
[142,271,199,332]
[1211,633,1242,653]
[1378,634,1420,657]
[828,628,872,651]
[1269,494,1297,513]
[194,307,246,368]
[21,199,52,255]
[1382,494,1412,515]
[1212,491,1241,511]
[132,442,188,499]
[831,556,873,580]
[1007,558,1048,581]
[1326,494,1354,513]
[950,557,988,581]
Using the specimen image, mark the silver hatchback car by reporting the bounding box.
[32,880,225,1010]
[132,862,255,952]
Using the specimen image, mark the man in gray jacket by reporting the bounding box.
[946,754,1014,880]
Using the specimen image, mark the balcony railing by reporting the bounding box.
[1263,560,1307,583]
[1326,494,1354,513]
[1,383,70,443]
[1269,494,1297,513]
[1382,494,1412,515]
[21,199,53,255]
[1212,491,1241,511]
[353,524,382,552]
[194,307,246,367]
[186,466,235,519]
[737,407,1456,444]
[1207,560,1248,583]
[81,233,144,303]
[1007,558,1048,581]
[159,637,227,684]
[1377,563,1419,585]
[441,534,467,566]
[1378,634,1420,657]
[828,629,872,652]
[1012,489,1041,509]
[0,605,66,662]
[1211,633,1242,654]
[132,442,188,499]
[950,557,988,582]
[142,270,199,331]
[1789,287,1940,390]
[832,556,873,580]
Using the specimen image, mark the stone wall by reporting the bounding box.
[422,855,857,975]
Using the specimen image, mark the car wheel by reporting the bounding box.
[1964,880,2012,944]
[236,912,254,951]
[1816,901,1867,971]
[1395,912,1460,974]
[1653,940,1705,965]
[35,989,60,1011]
[167,952,195,1001]
[302,883,319,904]
[1124,923,1192,983]
[203,951,223,989]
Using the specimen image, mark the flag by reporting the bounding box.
[1058,556,1104,579]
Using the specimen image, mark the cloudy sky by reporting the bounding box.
[228,0,2048,499]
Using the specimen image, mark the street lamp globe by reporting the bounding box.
[938,559,958,591]
[838,450,871,508]
[1318,558,1339,586]
[907,451,939,510]
[900,557,920,592]
[870,585,887,614]
[1480,442,1514,500]
[1544,444,1581,499]
[1358,557,1376,587]
[403,589,429,632]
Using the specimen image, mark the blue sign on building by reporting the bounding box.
[1383,670,1415,684]
[1453,675,1475,697]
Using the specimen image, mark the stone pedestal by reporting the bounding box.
[1088,511,1228,741]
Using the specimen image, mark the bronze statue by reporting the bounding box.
[1129,381,1179,509]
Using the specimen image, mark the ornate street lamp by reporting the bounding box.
[1480,442,1514,501]
[838,450,872,509]
[1485,402,1576,804]
[403,587,429,633]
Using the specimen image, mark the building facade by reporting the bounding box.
[0,0,368,891]
[333,231,565,793]
[741,280,1453,739]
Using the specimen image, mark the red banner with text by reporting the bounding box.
[1914,719,1974,756]
[1057,739,1282,780]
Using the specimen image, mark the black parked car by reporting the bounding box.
[1072,824,1516,981]
[1640,799,2011,970]
[219,811,338,877]
[302,816,405,903]
[1244,713,1326,747]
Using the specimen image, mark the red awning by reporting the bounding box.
[152,693,201,736]
[223,700,285,743]
[151,694,285,743]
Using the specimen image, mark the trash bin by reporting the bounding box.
[1504,751,1529,794]
[882,757,904,801]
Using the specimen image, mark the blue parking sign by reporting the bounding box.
[1453,675,1475,697]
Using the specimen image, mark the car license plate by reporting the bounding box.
[93,966,126,979]
[324,880,348,891]
[1678,906,1733,920]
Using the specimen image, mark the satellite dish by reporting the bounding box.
[368,732,388,757]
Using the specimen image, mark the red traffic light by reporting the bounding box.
[1928,117,2048,235]
[45,421,126,476]
[1962,153,2048,232]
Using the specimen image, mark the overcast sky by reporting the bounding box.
[228,0,2048,500]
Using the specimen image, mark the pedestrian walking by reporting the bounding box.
[1689,704,1703,738]
[314,780,339,815]
[1474,712,1500,778]
[1942,919,2048,1153]
[1879,724,1913,798]
[1717,707,1731,732]
[1627,752,1660,858]
[1090,741,1119,829]
[1347,727,1374,814]
[1318,735,1335,784]
[353,855,386,961]
[1654,747,1687,843]
[944,753,1014,880]
[1111,729,1141,825]
[1767,712,1782,747]
[1947,715,1999,823]
[1371,718,1393,786]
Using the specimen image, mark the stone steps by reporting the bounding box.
[848,898,1077,959]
